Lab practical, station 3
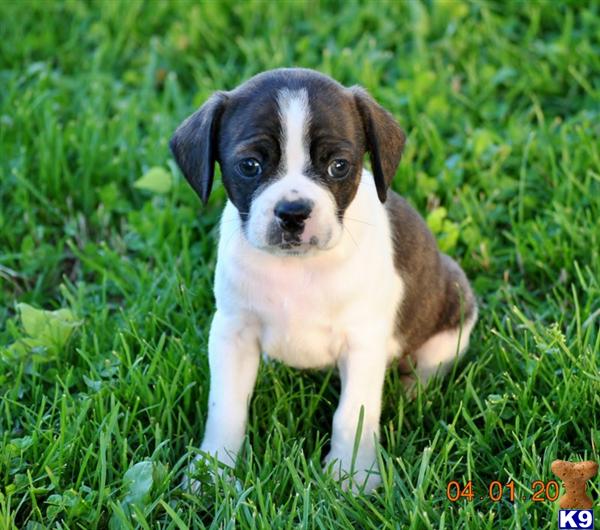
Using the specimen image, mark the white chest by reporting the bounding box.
[220,259,354,369]
[260,279,351,368]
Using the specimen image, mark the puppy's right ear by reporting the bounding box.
[169,92,228,204]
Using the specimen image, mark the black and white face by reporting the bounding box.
[170,68,405,256]
[218,80,366,255]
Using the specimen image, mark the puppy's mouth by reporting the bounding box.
[268,232,322,256]
[241,210,344,256]
[243,220,334,256]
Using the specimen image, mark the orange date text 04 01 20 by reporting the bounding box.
[446,480,560,503]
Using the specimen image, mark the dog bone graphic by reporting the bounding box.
[551,459,598,509]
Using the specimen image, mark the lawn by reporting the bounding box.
[1,1,599,528]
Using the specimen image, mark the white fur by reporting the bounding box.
[279,88,309,176]
[400,311,477,395]
[411,311,477,384]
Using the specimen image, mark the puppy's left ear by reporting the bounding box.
[351,87,405,203]
[169,91,228,204]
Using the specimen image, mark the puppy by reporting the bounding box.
[170,68,477,493]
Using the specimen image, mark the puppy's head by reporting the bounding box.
[170,68,405,256]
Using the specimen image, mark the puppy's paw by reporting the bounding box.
[323,450,381,494]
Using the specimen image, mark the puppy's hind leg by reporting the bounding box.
[401,313,476,394]
[402,254,478,395]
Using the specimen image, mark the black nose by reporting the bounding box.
[274,199,313,234]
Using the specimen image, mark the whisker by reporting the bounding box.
[343,224,359,249]
[223,226,243,249]
[343,216,375,227]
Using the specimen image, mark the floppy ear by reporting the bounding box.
[351,87,405,203]
[169,91,228,204]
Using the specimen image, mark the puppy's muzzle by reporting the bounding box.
[274,199,313,236]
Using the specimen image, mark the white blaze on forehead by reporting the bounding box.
[277,89,310,176]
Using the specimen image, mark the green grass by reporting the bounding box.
[1,0,599,528]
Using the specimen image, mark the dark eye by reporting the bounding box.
[327,159,350,179]
[237,158,262,178]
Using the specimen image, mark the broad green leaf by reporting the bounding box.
[122,460,154,507]
[426,207,447,234]
[16,303,79,352]
[134,167,172,194]
[83,375,103,393]
[110,459,168,528]
[6,337,49,361]
[10,436,33,450]
[437,219,460,252]
[18,303,48,337]
[426,207,459,252]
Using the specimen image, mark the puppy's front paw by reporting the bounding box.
[323,450,381,494]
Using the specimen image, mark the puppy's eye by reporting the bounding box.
[237,158,262,178]
[327,159,350,179]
